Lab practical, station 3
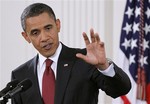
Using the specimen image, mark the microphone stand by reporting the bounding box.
[0,97,8,104]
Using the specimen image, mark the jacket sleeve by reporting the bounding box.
[92,62,131,98]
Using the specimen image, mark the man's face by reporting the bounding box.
[22,12,60,58]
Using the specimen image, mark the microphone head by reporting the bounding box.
[7,79,19,89]
[2,78,32,99]
[0,79,19,97]
[18,78,32,92]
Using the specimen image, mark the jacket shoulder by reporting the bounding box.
[12,56,37,73]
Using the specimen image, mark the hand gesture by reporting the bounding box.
[76,29,109,70]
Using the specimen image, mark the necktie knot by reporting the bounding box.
[45,59,53,68]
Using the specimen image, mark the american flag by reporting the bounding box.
[113,0,150,104]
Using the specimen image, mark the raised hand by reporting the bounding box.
[76,29,109,70]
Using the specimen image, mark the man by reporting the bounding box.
[11,3,131,104]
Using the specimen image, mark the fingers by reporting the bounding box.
[83,32,90,45]
[90,29,95,43]
[99,42,104,48]
[82,28,102,45]
[90,28,101,43]
[95,33,100,43]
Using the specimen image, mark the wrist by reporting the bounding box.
[96,60,109,71]
[96,58,113,71]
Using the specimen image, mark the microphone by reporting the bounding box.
[0,79,19,98]
[4,78,32,99]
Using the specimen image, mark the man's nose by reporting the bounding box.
[41,31,49,42]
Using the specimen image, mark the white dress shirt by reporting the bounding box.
[37,42,62,94]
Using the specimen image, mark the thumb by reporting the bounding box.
[76,53,87,60]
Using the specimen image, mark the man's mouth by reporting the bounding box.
[43,43,52,50]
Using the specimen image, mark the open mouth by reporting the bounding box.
[43,43,52,50]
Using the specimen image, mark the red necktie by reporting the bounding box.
[42,59,55,104]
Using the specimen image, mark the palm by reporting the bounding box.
[76,29,108,70]
[86,42,106,64]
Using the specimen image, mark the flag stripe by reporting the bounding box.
[121,96,131,104]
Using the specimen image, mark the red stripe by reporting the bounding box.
[146,84,150,104]
[121,95,131,104]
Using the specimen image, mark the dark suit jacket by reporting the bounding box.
[11,44,131,104]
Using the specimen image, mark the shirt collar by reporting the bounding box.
[38,42,62,69]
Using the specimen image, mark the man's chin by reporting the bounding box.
[43,52,55,58]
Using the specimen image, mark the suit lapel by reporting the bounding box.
[54,44,76,104]
[27,55,44,103]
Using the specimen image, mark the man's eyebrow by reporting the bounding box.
[30,29,38,33]
[44,24,53,28]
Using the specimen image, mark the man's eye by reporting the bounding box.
[46,27,50,30]
[46,26,52,30]
[31,31,39,36]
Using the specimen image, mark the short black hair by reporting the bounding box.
[21,3,56,31]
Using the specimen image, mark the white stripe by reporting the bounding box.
[112,49,137,104]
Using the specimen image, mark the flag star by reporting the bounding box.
[123,23,132,34]
[130,0,133,3]
[143,39,149,50]
[125,7,134,19]
[129,0,133,3]
[145,56,148,65]
[131,39,137,50]
[135,6,141,18]
[129,54,136,65]
[122,38,131,50]
[143,23,150,35]
[133,22,139,33]
[145,7,150,19]
[139,56,148,67]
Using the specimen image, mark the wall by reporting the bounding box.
[0,0,126,103]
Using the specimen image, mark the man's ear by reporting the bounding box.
[56,19,61,32]
[21,32,31,43]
